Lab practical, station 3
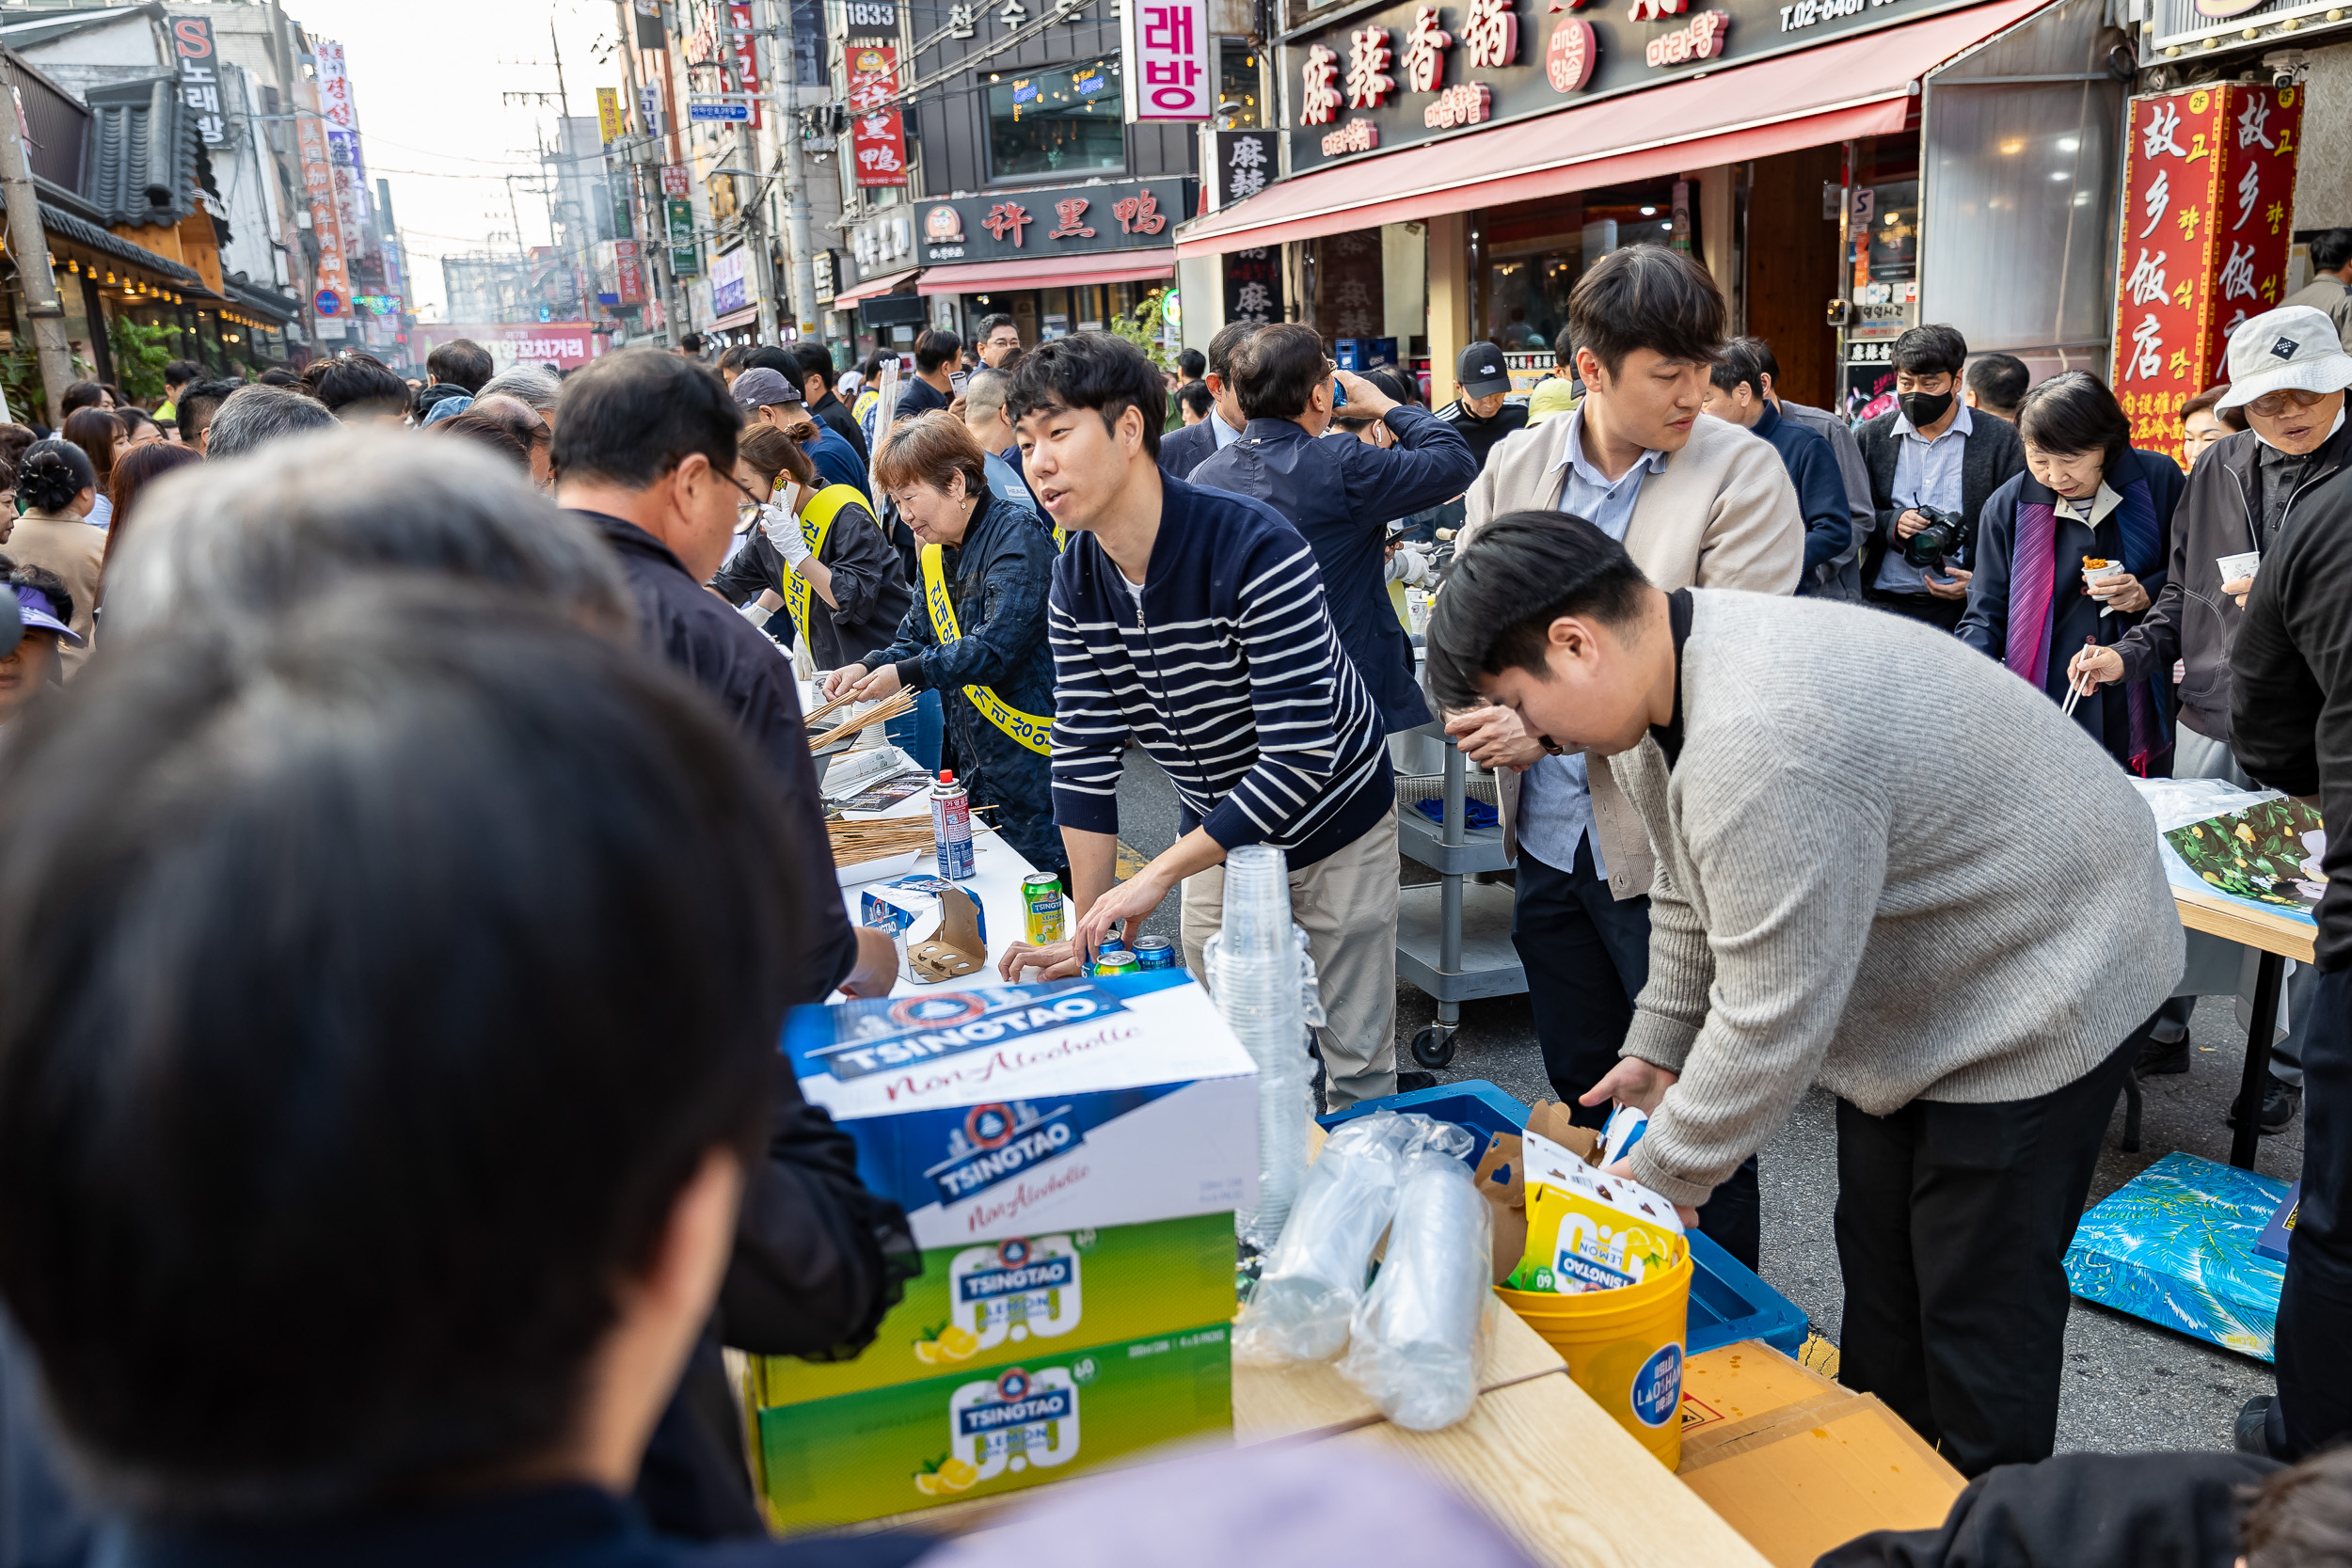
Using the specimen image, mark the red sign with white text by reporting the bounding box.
[2111,85,2303,467]
[849,46,907,188]
[727,2,764,129]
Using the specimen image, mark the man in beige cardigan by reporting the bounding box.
[1446,245,1801,1267]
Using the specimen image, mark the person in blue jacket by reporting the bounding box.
[1186,323,1476,736]
[1700,338,1851,596]
[1957,371,2186,773]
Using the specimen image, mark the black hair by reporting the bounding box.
[1004,332,1166,461]
[4,557,72,631]
[1424,512,1653,712]
[2312,229,2352,276]
[2016,371,2132,470]
[975,312,1017,341]
[255,368,300,388]
[16,440,94,514]
[859,351,887,380]
[1890,323,1968,380]
[1565,245,1724,379]
[1177,348,1206,381]
[1176,379,1214,420]
[678,332,706,355]
[2181,383,2249,434]
[714,346,750,376]
[1228,322,1327,422]
[1205,320,1260,381]
[424,339,493,394]
[785,342,834,390]
[0,582,795,1516]
[1708,340,1764,400]
[2244,1447,2352,1568]
[163,360,203,390]
[742,345,797,377]
[1366,367,1417,407]
[1552,325,1577,369]
[59,382,107,417]
[177,380,240,436]
[303,355,411,420]
[1965,353,2030,414]
[1735,336,1780,385]
[914,328,962,376]
[551,348,738,490]
[433,410,532,474]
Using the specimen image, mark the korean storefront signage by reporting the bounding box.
[312,37,373,276]
[1120,0,1215,121]
[1224,245,1283,325]
[904,180,1190,267]
[813,248,837,303]
[727,1,764,129]
[613,238,645,305]
[849,210,915,282]
[666,197,701,278]
[169,18,225,146]
[849,46,908,187]
[711,245,752,316]
[294,104,350,305]
[596,85,626,145]
[2110,85,2303,467]
[660,164,691,198]
[1283,0,1984,172]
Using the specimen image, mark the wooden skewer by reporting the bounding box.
[802,687,862,727]
[809,689,916,752]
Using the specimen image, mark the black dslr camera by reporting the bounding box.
[1901,505,1975,569]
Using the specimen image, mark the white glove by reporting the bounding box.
[1386,546,1433,588]
[738,600,774,628]
[761,503,814,569]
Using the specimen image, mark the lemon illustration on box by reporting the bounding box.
[755,1324,1233,1529]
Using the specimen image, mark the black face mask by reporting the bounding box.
[1899,389,1954,429]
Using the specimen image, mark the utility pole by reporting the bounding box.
[771,0,816,342]
[0,62,72,423]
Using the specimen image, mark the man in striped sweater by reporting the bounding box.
[993,334,1405,1108]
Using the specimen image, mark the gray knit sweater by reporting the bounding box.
[1613,590,2184,1207]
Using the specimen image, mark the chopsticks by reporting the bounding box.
[802,687,863,727]
[2061,635,2098,722]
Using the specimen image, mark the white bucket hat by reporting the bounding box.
[2217,306,2352,411]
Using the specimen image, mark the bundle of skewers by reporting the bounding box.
[824,816,940,865]
[804,687,917,753]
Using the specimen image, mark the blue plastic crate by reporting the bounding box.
[1322,1080,1809,1357]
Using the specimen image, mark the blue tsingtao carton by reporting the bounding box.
[783,973,1259,1249]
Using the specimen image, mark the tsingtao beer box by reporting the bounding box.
[780,973,1259,1248]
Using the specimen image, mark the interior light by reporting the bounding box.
[2057,136,2080,151]
[2050,169,2071,181]
[1639,205,1658,215]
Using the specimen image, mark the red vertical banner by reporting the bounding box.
[727,1,763,129]
[849,46,907,188]
[2112,85,2303,467]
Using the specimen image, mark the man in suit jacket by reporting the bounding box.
[1746,336,1873,601]
[1157,321,1258,480]
[1447,245,1802,1271]
[1854,324,2026,632]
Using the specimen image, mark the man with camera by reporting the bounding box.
[1857,324,2026,632]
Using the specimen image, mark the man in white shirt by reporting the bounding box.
[1156,321,1258,480]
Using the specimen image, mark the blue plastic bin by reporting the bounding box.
[1322,1080,1808,1357]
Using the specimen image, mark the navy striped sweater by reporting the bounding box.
[1047,477,1393,868]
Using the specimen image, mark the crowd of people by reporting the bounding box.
[2,236,2352,1568]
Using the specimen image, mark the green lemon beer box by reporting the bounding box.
[755,1323,1233,1529]
[754,1211,1236,1404]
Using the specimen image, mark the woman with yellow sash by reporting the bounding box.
[824,412,1064,880]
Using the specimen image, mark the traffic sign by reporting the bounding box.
[688,100,752,122]
[315,289,342,316]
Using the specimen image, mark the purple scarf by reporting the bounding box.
[2005,469,2169,772]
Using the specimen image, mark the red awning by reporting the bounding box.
[832,266,921,304]
[1177,0,2047,258]
[916,254,1176,295]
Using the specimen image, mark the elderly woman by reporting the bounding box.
[825,411,1062,879]
[1957,371,2185,773]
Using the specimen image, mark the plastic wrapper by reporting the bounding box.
[1233,1111,1413,1363]
[1341,1118,1492,1430]
[1205,844,1325,1252]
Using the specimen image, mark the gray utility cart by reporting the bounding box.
[1392,721,1526,1069]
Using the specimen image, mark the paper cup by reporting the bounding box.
[2217,550,2262,586]
[2083,561,2127,615]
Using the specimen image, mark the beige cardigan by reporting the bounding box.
[1458,411,1804,899]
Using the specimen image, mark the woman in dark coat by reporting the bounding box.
[1958,372,2187,774]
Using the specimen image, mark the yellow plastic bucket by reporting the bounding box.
[1498,1251,1692,1469]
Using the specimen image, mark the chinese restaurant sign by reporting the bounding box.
[1282,0,1987,172]
[2110,85,2302,468]
[911,179,1191,266]
[850,46,908,187]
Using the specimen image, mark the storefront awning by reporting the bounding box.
[915,254,1176,296]
[709,303,760,331]
[1177,0,2047,258]
[832,267,921,305]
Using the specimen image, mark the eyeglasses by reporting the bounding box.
[723,470,770,533]
[2246,387,2330,419]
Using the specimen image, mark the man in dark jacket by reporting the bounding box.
[552,349,911,1537]
[2205,307,2352,1468]
[1748,336,1872,600]
[1855,323,2026,631]
[1436,341,1530,469]
[1701,339,1850,596]
[1158,320,1258,480]
[1188,322,1476,736]
[789,341,871,465]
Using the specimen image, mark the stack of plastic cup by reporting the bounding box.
[1214,844,1314,1252]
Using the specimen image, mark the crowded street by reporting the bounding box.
[0,0,2350,1564]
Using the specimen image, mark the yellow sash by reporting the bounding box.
[777,484,866,648]
[920,542,1053,755]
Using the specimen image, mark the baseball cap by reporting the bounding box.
[2217,306,2352,411]
[1456,343,1512,400]
[730,366,803,411]
[14,582,81,646]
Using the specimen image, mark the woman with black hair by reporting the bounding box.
[1957,371,2186,772]
[1,440,101,673]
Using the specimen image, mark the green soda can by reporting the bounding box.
[1091,950,1139,977]
[1023,872,1066,945]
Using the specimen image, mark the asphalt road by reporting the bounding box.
[1114,748,2292,1456]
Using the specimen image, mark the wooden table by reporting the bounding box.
[2172,884,2316,1169]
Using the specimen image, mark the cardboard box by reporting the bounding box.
[754,1322,1233,1529]
[754,1211,1238,1403]
[1676,1340,1965,1568]
[2064,1150,2288,1359]
[784,973,1258,1250]
[2258,1180,2301,1263]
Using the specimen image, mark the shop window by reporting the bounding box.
[1311,229,1384,343]
[1474,180,1696,358]
[1218,40,1262,128]
[987,58,1125,182]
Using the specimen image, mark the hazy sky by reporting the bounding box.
[286,0,631,321]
